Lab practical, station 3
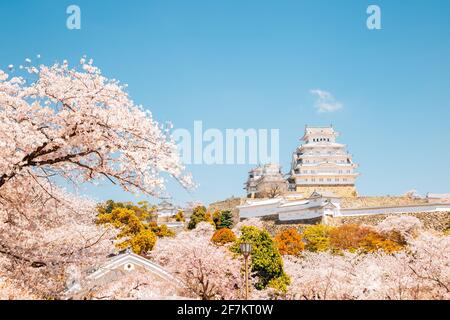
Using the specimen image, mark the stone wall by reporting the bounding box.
[340,196,429,209]
[260,212,449,236]
[295,185,357,198]
[263,220,314,237]
[327,211,450,232]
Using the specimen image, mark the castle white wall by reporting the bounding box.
[238,200,281,218]
[239,199,450,221]
[338,204,450,217]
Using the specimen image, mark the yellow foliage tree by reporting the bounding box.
[205,212,214,225]
[96,201,158,254]
[302,224,334,252]
[127,229,157,254]
[175,210,185,222]
[151,223,175,238]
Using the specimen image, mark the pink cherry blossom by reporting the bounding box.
[151,222,245,300]
[0,58,192,298]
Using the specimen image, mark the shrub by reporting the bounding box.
[175,210,185,222]
[188,206,208,229]
[302,224,334,252]
[267,273,291,293]
[360,232,403,254]
[205,212,214,225]
[212,210,221,227]
[329,224,373,252]
[152,224,175,238]
[274,228,305,256]
[232,226,287,289]
[211,228,237,245]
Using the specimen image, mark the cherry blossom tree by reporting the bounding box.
[0,58,192,298]
[283,232,450,300]
[151,222,244,300]
[78,270,187,300]
[0,58,192,194]
[232,217,265,237]
[0,176,115,298]
[375,215,423,240]
[0,276,36,300]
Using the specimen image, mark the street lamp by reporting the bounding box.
[240,242,252,300]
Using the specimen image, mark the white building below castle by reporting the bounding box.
[238,191,450,222]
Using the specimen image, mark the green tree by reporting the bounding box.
[217,210,234,229]
[188,205,208,229]
[232,226,289,290]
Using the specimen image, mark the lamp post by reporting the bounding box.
[240,242,252,300]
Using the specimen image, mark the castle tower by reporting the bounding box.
[245,163,287,198]
[287,126,359,198]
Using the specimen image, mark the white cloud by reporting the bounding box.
[310,89,343,113]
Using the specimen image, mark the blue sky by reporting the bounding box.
[1,0,450,205]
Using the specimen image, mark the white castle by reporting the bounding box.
[240,126,450,222]
[287,125,359,198]
[245,125,359,199]
[245,163,287,198]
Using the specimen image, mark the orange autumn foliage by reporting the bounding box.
[329,224,373,252]
[211,228,236,245]
[360,232,403,254]
[329,224,404,254]
[274,228,305,256]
